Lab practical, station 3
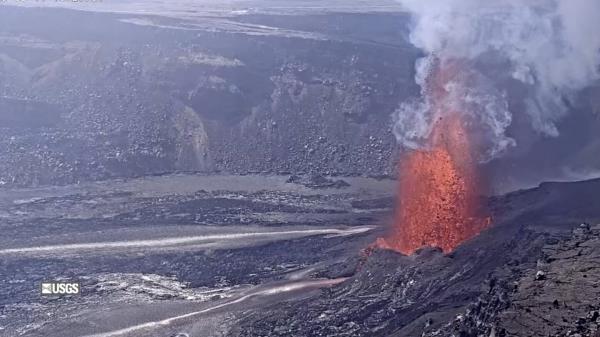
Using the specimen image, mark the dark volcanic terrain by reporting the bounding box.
[233,179,600,337]
[3,175,600,336]
[1,5,599,191]
[1,4,600,337]
[0,174,393,336]
[0,5,417,188]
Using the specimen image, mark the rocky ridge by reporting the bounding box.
[230,179,600,337]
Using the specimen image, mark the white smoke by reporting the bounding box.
[393,0,600,162]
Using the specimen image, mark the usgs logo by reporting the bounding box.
[40,282,80,296]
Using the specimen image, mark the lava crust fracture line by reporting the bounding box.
[82,279,347,337]
[0,227,373,255]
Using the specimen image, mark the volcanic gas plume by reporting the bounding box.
[378,62,490,254]
[377,0,600,255]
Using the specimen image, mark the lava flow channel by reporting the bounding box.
[378,65,490,255]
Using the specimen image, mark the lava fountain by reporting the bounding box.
[378,62,491,255]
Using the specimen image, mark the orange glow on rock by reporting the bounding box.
[378,62,491,255]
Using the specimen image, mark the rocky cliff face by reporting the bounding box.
[0,7,417,187]
[1,6,598,191]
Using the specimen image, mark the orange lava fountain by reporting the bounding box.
[378,63,491,255]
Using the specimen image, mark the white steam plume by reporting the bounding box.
[393,0,600,162]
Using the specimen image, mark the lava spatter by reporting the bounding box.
[378,63,491,255]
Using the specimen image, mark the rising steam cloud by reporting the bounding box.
[393,0,600,162]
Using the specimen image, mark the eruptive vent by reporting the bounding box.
[378,62,491,255]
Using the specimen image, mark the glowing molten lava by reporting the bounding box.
[378,64,490,255]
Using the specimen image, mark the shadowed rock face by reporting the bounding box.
[1,6,598,190]
[0,7,418,187]
[231,179,600,337]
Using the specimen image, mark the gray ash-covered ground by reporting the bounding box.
[0,174,392,336]
[3,175,600,337]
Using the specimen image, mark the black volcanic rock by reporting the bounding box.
[230,179,600,337]
[0,7,417,188]
[0,7,598,191]
[286,174,351,189]
[232,228,542,337]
